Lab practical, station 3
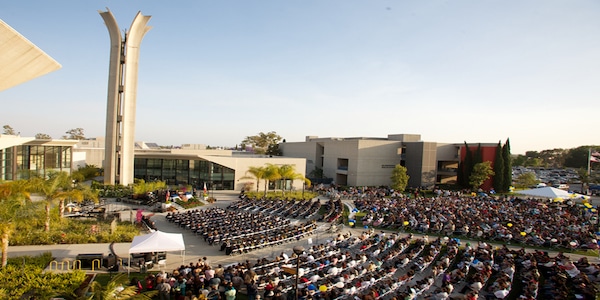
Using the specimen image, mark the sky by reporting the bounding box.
[1,1,599,155]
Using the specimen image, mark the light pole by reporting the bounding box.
[293,245,305,300]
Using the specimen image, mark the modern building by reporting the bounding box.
[0,19,69,180]
[2,134,307,192]
[279,134,464,188]
[0,135,77,181]
[73,138,307,192]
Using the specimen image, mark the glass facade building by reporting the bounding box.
[134,157,235,190]
[1,145,72,180]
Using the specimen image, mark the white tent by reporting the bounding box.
[129,230,185,271]
[515,187,589,200]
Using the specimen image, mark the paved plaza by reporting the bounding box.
[7,191,343,273]
[7,191,599,275]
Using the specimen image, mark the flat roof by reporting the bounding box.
[0,19,62,91]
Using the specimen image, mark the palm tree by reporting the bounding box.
[29,171,73,232]
[0,180,32,267]
[577,168,590,194]
[53,182,99,218]
[241,166,267,193]
[277,165,310,197]
[264,164,281,197]
[85,273,157,299]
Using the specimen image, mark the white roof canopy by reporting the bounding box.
[515,186,588,200]
[129,230,185,254]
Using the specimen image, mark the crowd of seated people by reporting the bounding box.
[134,215,600,300]
[352,191,598,250]
[165,207,317,255]
[228,198,321,219]
[317,199,343,223]
[228,197,341,224]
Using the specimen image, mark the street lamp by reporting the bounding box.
[293,245,305,300]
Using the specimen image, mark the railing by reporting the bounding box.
[47,258,125,271]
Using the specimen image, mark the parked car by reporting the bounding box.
[553,184,569,190]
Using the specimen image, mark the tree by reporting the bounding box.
[63,128,85,140]
[524,158,542,167]
[35,133,52,139]
[264,163,282,196]
[2,125,16,135]
[0,180,32,267]
[72,164,101,181]
[577,168,591,194]
[514,172,538,189]
[473,143,483,165]
[86,273,156,299]
[493,141,505,192]
[459,142,474,188]
[29,171,76,231]
[308,167,324,179]
[266,143,282,156]
[512,155,527,167]
[277,165,309,196]
[502,138,512,192]
[538,148,567,168]
[241,131,282,155]
[469,161,495,190]
[390,165,410,192]
[241,166,267,193]
[132,179,167,196]
[564,146,595,169]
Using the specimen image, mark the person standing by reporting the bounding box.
[157,277,172,300]
[224,282,236,300]
[246,279,258,300]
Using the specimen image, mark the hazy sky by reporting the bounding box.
[1,1,599,154]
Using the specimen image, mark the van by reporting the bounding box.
[553,184,569,190]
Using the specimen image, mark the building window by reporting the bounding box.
[337,158,349,171]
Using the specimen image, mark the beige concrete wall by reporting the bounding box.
[436,143,460,161]
[421,142,438,188]
[387,134,421,142]
[73,138,106,169]
[353,140,403,186]
[320,140,358,185]
[279,135,464,188]
[180,144,208,150]
[279,141,322,177]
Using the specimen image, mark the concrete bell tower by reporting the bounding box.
[99,9,151,185]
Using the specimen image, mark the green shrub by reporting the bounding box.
[176,197,205,209]
[10,218,140,246]
[0,256,86,299]
[244,191,317,200]
[7,252,53,268]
